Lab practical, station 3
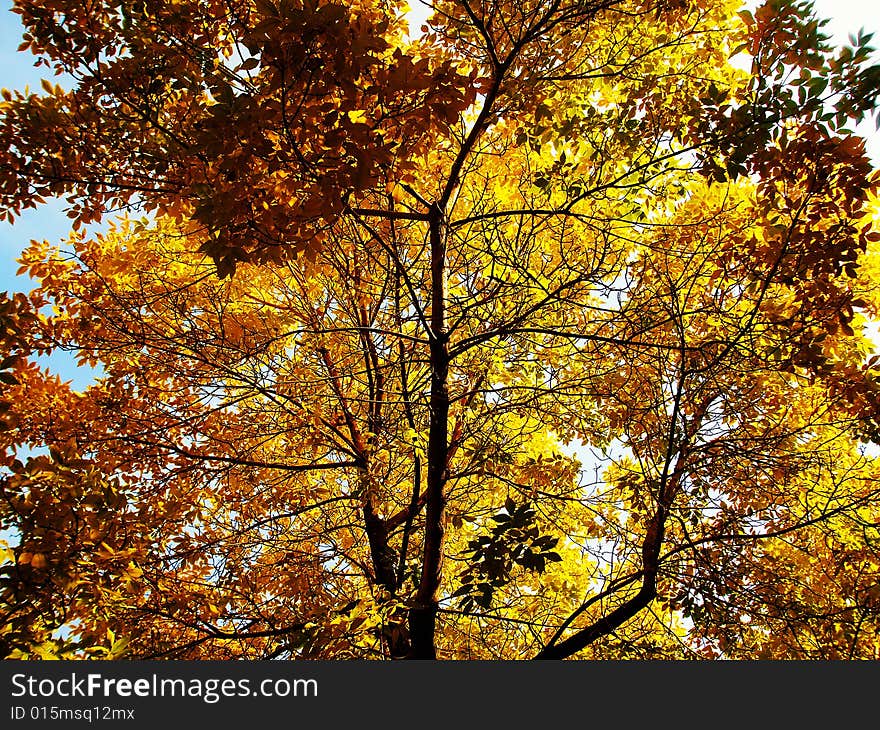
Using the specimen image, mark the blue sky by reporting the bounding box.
[0,0,878,389]
[0,0,75,295]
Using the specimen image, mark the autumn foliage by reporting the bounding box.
[1,0,880,659]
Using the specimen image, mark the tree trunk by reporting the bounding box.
[408,203,449,659]
[362,494,410,658]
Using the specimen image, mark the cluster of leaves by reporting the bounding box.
[453,498,561,612]
[0,0,879,660]
[688,0,880,183]
[0,292,39,437]
[0,443,136,659]
[0,0,480,274]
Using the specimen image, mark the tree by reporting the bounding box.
[1,0,879,659]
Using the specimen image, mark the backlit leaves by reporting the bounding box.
[1,0,879,660]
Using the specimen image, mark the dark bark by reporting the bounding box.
[319,337,411,657]
[364,501,411,658]
[362,503,399,590]
[533,508,665,659]
[535,395,708,659]
[408,202,450,659]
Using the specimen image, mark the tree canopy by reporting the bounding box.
[1,0,880,659]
